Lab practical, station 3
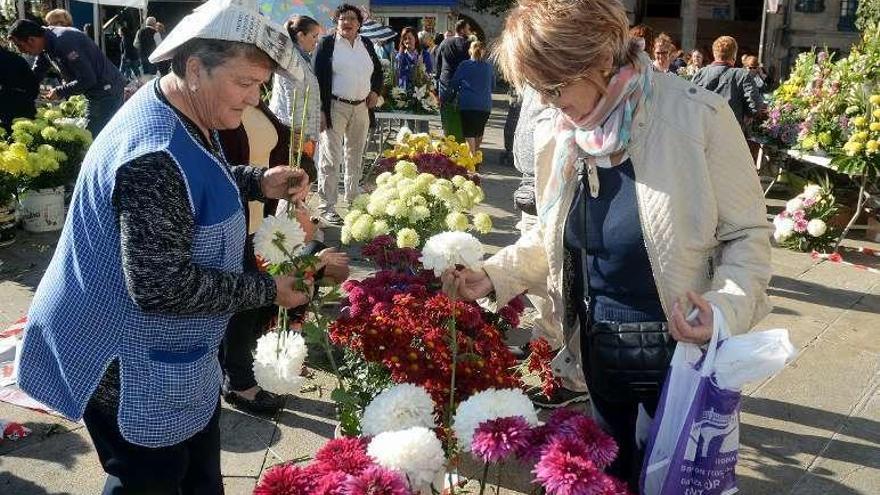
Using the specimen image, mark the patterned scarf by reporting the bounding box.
[539,50,654,222]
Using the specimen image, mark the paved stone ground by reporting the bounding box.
[1,96,879,494]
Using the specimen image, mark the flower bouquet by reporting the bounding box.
[341,161,491,251]
[383,59,439,115]
[255,385,631,495]
[379,132,483,174]
[773,183,839,252]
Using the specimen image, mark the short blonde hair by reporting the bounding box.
[713,36,738,62]
[654,33,674,52]
[45,9,73,27]
[469,40,486,60]
[494,0,635,92]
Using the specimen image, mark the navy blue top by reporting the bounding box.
[564,159,665,323]
[449,60,495,112]
[33,26,125,98]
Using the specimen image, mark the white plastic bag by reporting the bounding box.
[713,329,797,391]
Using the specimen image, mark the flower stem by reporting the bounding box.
[446,290,459,495]
[478,462,489,495]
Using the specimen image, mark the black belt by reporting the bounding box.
[332,95,366,105]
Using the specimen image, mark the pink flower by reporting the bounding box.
[546,408,583,428]
[254,464,317,495]
[314,470,349,495]
[516,423,554,462]
[343,465,412,495]
[472,416,533,462]
[553,415,619,469]
[794,219,809,233]
[602,478,633,495]
[534,440,615,495]
[314,437,373,476]
[803,197,817,208]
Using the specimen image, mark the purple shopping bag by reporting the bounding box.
[641,307,741,495]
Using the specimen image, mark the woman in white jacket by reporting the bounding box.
[443,0,771,486]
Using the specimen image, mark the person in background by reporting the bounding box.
[450,0,771,486]
[395,27,423,90]
[117,25,140,81]
[685,48,705,77]
[9,19,126,137]
[692,36,763,129]
[135,17,160,76]
[0,45,39,132]
[154,21,171,75]
[669,47,687,74]
[652,32,674,72]
[313,3,383,226]
[629,24,654,55]
[270,15,322,142]
[742,54,767,89]
[83,23,94,40]
[45,8,73,27]
[450,41,494,154]
[418,30,435,75]
[435,19,472,141]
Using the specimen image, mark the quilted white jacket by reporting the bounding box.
[483,72,772,383]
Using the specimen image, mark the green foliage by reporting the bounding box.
[465,0,515,15]
[856,0,880,32]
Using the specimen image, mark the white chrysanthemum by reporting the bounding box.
[395,161,419,178]
[803,184,822,200]
[368,427,445,493]
[376,171,393,186]
[395,124,413,144]
[429,182,454,201]
[253,331,307,395]
[341,225,353,244]
[774,217,795,242]
[344,209,364,226]
[807,218,827,237]
[409,205,431,223]
[396,177,416,192]
[408,194,428,207]
[352,194,371,210]
[415,173,436,191]
[372,219,391,237]
[385,200,407,218]
[452,388,539,451]
[253,215,305,265]
[463,183,485,204]
[445,212,470,232]
[455,190,473,210]
[367,199,386,217]
[362,384,437,436]
[351,214,375,242]
[397,228,420,249]
[785,197,805,214]
[451,175,467,187]
[420,231,484,276]
[472,212,492,234]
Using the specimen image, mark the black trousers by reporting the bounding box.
[83,395,223,494]
[219,239,327,391]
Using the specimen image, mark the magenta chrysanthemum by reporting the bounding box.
[534,440,615,495]
[313,470,349,495]
[471,416,532,463]
[314,437,373,475]
[254,464,316,495]
[555,416,619,469]
[516,423,554,462]
[342,465,413,495]
[546,408,583,428]
[602,478,633,495]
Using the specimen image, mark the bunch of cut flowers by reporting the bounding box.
[341,160,492,250]
[255,384,630,495]
[773,183,839,252]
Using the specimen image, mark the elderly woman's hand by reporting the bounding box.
[261,167,310,202]
[669,291,714,345]
[440,267,494,301]
[273,275,311,309]
[317,248,350,283]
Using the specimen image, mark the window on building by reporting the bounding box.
[795,0,826,13]
[839,0,858,30]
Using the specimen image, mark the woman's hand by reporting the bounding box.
[669,291,714,345]
[261,167,310,202]
[440,268,494,301]
[291,200,317,242]
[317,248,350,283]
[273,275,311,309]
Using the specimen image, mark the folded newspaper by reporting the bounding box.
[149,0,303,81]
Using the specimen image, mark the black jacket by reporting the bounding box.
[0,47,39,130]
[313,33,383,129]
[692,63,762,126]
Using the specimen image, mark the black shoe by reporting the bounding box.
[507,343,531,361]
[528,387,589,409]
[223,388,285,416]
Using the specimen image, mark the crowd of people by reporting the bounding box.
[5,0,773,492]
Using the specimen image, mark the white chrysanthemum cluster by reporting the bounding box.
[252,331,307,395]
[419,231,485,277]
[341,163,491,249]
[367,426,445,494]
[361,383,437,436]
[773,184,831,243]
[253,215,305,265]
[452,388,539,451]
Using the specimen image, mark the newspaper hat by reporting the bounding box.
[149,0,303,80]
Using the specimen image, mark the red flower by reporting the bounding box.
[254,464,317,495]
[527,338,562,398]
[313,470,350,495]
[313,437,373,475]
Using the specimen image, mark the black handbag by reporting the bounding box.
[574,165,676,403]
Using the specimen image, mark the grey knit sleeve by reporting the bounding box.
[228,164,267,202]
[113,152,276,315]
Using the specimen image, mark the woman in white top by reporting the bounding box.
[269,15,323,147]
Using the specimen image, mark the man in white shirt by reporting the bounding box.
[313,4,383,225]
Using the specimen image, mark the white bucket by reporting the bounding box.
[20,187,66,233]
